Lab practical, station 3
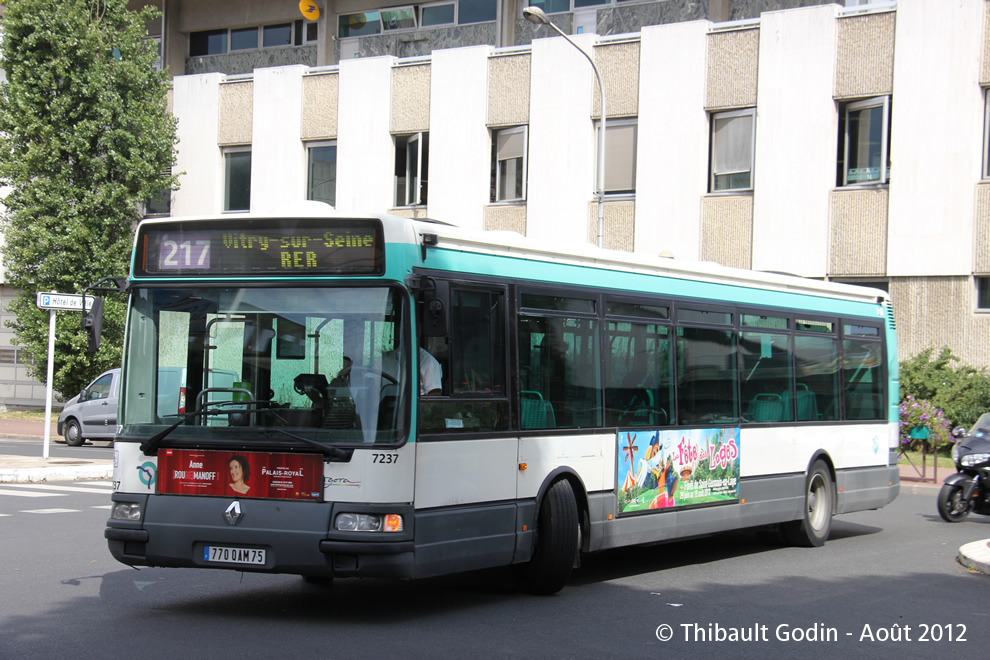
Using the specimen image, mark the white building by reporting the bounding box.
[2,0,988,407]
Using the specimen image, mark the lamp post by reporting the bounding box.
[523,6,607,249]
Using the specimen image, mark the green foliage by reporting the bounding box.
[0,0,177,397]
[899,347,990,430]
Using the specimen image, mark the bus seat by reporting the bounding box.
[747,393,783,422]
[521,391,556,429]
[793,383,818,421]
[619,389,665,426]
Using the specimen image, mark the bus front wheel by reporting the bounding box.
[782,460,833,547]
[514,478,579,595]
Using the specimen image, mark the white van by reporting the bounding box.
[58,368,121,446]
[57,367,237,446]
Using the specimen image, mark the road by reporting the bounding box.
[0,485,987,659]
[0,437,113,461]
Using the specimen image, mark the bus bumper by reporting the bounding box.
[105,492,416,579]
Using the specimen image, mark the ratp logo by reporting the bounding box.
[137,462,157,489]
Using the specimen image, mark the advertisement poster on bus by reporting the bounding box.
[617,428,740,515]
[157,448,323,501]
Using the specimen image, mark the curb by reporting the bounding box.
[899,481,941,494]
[958,540,990,575]
[0,463,113,484]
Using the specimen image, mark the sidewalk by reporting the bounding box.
[0,417,113,483]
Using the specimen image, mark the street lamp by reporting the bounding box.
[523,6,607,249]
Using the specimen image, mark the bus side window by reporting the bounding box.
[605,321,672,427]
[418,286,509,434]
[676,326,738,423]
[517,313,601,429]
[794,335,839,421]
[740,331,793,423]
[842,338,884,420]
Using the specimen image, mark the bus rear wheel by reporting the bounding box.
[514,479,579,595]
[782,460,833,547]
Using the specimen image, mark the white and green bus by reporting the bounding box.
[105,204,899,594]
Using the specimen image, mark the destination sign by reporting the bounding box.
[134,218,385,277]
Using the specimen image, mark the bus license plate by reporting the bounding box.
[204,546,266,565]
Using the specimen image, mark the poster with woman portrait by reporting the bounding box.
[158,448,323,501]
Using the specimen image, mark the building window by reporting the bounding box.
[458,0,497,24]
[983,89,990,179]
[421,3,456,26]
[307,142,337,207]
[190,29,227,56]
[492,127,527,202]
[339,12,382,38]
[977,277,990,311]
[230,27,258,51]
[149,35,163,70]
[145,187,171,216]
[304,21,320,43]
[191,22,313,56]
[710,108,755,192]
[838,96,890,186]
[262,23,293,48]
[381,7,418,30]
[223,147,251,212]
[395,133,429,207]
[597,118,637,195]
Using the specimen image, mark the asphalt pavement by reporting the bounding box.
[1,416,987,574]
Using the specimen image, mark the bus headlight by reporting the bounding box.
[334,512,404,533]
[111,502,143,521]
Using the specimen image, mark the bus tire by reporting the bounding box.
[515,478,579,595]
[782,460,833,547]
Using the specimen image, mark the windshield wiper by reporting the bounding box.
[140,400,356,461]
[250,427,354,462]
[139,399,262,455]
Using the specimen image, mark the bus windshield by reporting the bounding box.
[120,285,408,446]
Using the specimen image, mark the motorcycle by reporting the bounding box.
[937,413,990,522]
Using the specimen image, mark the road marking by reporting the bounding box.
[0,513,10,517]
[21,508,81,514]
[0,488,63,498]
[91,505,112,510]
[1,484,113,495]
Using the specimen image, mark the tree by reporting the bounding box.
[0,0,177,398]
[899,347,990,429]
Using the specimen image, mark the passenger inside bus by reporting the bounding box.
[419,346,442,395]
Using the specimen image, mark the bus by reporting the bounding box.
[103,203,899,594]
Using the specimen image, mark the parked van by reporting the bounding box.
[57,367,237,446]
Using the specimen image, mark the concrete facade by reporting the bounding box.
[156,0,990,372]
[2,0,987,409]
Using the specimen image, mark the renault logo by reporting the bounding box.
[224,501,242,526]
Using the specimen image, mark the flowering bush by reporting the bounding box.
[899,396,951,451]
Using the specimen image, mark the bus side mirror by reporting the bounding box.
[82,297,104,353]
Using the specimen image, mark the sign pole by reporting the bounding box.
[35,292,87,460]
[43,308,56,460]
